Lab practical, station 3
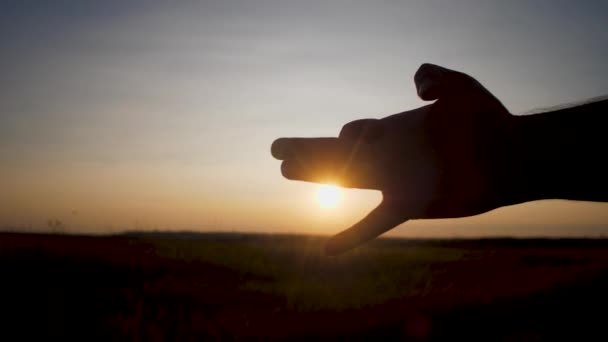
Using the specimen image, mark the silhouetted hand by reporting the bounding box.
[271,64,517,255]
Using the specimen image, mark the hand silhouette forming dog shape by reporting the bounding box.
[271,63,608,255]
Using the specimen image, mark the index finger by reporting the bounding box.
[271,137,380,189]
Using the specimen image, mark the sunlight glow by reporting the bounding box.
[316,184,342,208]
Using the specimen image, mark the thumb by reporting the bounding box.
[414,63,493,101]
[325,197,408,255]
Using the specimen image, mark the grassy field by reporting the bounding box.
[2,232,608,341]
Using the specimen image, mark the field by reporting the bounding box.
[2,232,608,341]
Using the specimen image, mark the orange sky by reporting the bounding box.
[1,1,608,236]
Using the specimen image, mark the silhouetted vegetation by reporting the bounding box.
[1,232,608,340]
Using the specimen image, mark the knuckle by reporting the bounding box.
[339,119,380,140]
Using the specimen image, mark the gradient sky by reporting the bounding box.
[1,1,607,237]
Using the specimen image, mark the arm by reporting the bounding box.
[272,63,608,255]
[503,99,608,204]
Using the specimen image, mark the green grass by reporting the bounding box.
[142,234,470,309]
[4,232,608,340]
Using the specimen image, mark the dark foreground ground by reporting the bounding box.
[2,232,608,341]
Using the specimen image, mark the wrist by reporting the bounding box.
[503,114,551,203]
[501,100,608,204]
[490,113,544,207]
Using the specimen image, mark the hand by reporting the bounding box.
[271,64,516,255]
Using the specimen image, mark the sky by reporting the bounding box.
[1,0,607,237]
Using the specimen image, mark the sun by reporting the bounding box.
[316,184,342,208]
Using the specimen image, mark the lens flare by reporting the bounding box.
[316,184,342,208]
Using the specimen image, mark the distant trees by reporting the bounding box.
[47,218,65,233]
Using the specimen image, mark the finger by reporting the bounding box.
[339,119,384,143]
[272,137,345,161]
[414,63,489,101]
[271,137,297,160]
[273,137,342,164]
[324,198,407,255]
[275,137,350,184]
[281,158,343,185]
[274,137,380,188]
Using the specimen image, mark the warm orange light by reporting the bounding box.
[316,184,342,208]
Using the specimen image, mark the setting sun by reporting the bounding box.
[316,184,342,208]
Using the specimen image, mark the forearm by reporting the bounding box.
[507,99,608,203]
